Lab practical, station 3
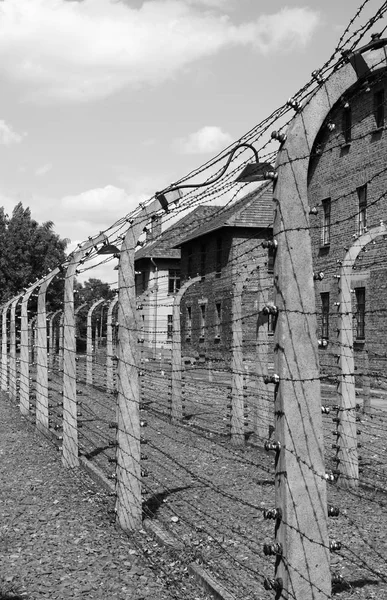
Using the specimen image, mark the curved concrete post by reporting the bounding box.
[29,315,37,364]
[62,235,106,469]
[86,298,104,385]
[254,269,270,441]
[116,191,180,532]
[106,296,118,393]
[19,283,42,414]
[231,265,258,446]
[171,276,201,422]
[35,268,60,432]
[46,311,53,355]
[58,313,64,372]
[271,41,387,599]
[49,310,62,369]
[338,223,387,487]
[1,300,14,392]
[9,295,23,402]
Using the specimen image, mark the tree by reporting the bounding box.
[0,202,69,308]
[74,278,115,307]
[74,278,116,351]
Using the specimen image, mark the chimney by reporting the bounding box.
[146,215,162,243]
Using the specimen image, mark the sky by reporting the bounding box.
[0,0,385,285]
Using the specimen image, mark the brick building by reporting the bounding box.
[174,183,274,364]
[308,67,387,381]
[134,205,218,357]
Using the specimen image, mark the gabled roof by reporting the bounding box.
[173,183,273,247]
[135,205,219,261]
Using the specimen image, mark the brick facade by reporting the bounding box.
[308,67,387,383]
[177,186,274,365]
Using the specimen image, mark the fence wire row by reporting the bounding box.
[2,3,387,599]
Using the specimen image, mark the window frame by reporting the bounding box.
[355,287,366,341]
[168,269,181,295]
[199,303,206,341]
[342,105,352,144]
[321,292,330,341]
[321,198,331,246]
[214,302,222,340]
[186,305,192,340]
[374,88,385,129]
[357,185,367,236]
[167,314,173,340]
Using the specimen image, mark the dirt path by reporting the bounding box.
[0,393,210,600]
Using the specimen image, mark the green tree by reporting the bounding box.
[0,202,69,307]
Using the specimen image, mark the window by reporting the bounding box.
[187,247,193,278]
[268,246,275,274]
[199,304,206,340]
[321,198,331,246]
[215,238,222,278]
[214,302,222,339]
[186,306,192,340]
[321,293,330,340]
[355,288,365,340]
[357,185,367,235]
[168,269,181,294]
[167,315,173,340]
[374,89,385,129]
[142,271,147,292]
[342,106,352,144]
[200,244,206,278]
[268,313,277,336]
[136,271,147,294]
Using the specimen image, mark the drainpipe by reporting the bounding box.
[150,257,158,360]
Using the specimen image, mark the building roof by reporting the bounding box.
[173,182,273,247]
[135,205,219,261]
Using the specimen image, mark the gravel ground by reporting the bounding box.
[0,392,212,600]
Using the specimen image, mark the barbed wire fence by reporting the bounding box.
[1,2,387,599]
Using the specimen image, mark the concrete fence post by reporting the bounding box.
[9,295,22,402]
[171,276,200,422]
[49,310,62,370]
[273,139,330,598]
[230,265,258,446]
[29,315,37,365]
[265,40,387,597]
[106,296,118,393]
[58,313,64,372]
[35,269,60,432]
[338,223,386,487]
[62,235,106,469]
[254,275,270,442]
[1,300,13,393]
[86,298,104,385]
[19,284,42,415]
[116,192,180,531]
[362,349,371,414]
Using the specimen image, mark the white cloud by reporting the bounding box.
[0,0,320,103]
[0,120,25,145]
[250,7,321,53]
[35,162,52,177]
[182,0,230,8]
[175,125,233,154]
[60,184,142,228]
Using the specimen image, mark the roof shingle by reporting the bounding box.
[173,183,273,247]
[134,205,219,260]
